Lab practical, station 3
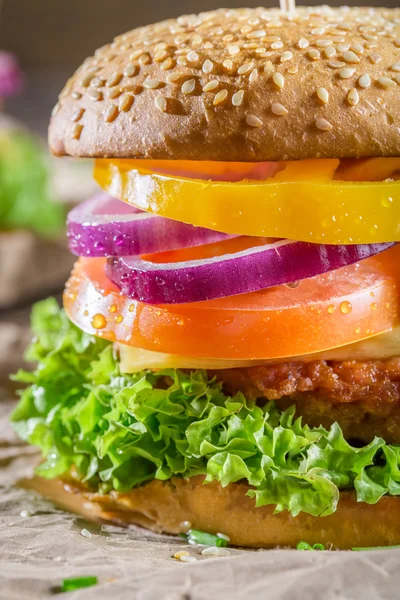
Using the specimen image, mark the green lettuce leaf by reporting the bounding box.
[0,128,64,235]
[11,299,400,517]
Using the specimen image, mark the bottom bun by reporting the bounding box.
[23,475,400,549]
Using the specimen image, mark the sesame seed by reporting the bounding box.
[339,67,356,79]
[395,39,400,48]
[394,73,400,84]
[238,62,254,75]
[202,59,214,74]
[280,51,293,63]
[362,33,377,42]
[19,510,32,518]
[272,72,285,89]
[203,79,219,92]
[155,95,167,112]
[130,49,143,60]
[167,72,183,83]
[378,77,397,88]
[287,65,298,74]
[154,50,168,62]
[223,59,234,70]
[370,53,382,64]
[271,102,288,116]
[347,88,360,106]
[308,49,320,60]
[351,43,364,55]
[179,555,197,563]
[155,42,167,52]
[177,57,187,66]
[249,69,258,83]
[342,50,360,64]
[81,74,94,87]
[316,117,333,131]
[187,50,199,63]
[124,63,138,77]
[358,74,371,88]
[298,38,309,49]
[71,91,82,100]
[71,108,85,122]
[119,93,134,112]
[317,87,329,104]
[264,35,281,43]
[139,54,151,65]
[271,41,284,49]
[391,63,400,72]
[324,46,336,58]
[329,60,345,69]
[337,44,351,52]
[181,79,196,94]
[264,60,275,74]
[173,551,190,559]
[246,113,263,127]
[248,29,267,39]
[232,90,244,106]
[144,78,161,89]
[311,27,326,35]
[104,105,119,122]
[161,57,174,71]
[107,87,122,99]
[213,89,228,105]
[90,77,105,88]
[88,88,103,101]
[106,73,123,87]
[204,42,213,49]
[228,45,240,55]
[316,39,333,48]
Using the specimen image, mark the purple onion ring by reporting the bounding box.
[108,240,396,304]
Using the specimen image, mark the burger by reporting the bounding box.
[12,6,400,550]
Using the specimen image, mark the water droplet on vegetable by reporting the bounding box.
[327,304,336,314]
[91,314,107,329]
[339,301,352,314]
[381,196,393,208]
[285,281,299,289]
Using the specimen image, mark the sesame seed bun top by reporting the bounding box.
[49,6,400,162]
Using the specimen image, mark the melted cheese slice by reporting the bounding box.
[119,326,400,373]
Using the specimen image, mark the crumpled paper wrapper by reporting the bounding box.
[1,311,400,600]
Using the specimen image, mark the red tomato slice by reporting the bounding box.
[64,247,399,360]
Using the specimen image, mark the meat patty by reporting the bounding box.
[214,357,400,443]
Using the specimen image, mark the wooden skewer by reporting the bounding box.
[279,0,296,14]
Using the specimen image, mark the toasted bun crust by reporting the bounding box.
[24,475,400,549]
[49,7,400,162]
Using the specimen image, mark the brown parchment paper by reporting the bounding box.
[1,318,400,600]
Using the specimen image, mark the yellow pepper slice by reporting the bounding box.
[94,158,400,244]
